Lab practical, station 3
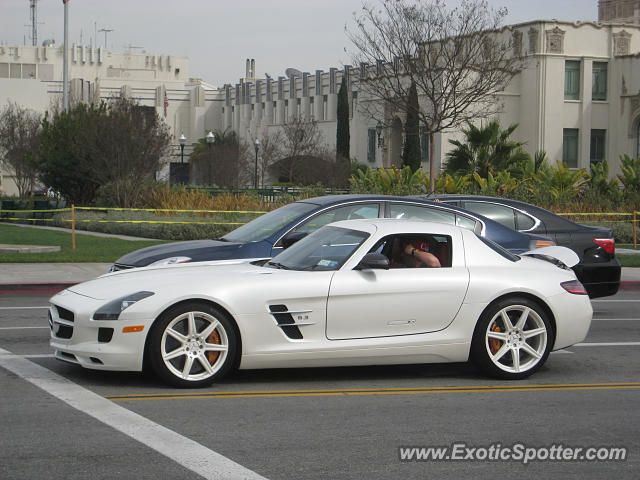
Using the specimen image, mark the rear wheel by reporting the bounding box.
[471,297,552,380]
[149,302,237,388]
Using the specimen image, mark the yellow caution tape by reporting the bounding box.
[0,208,71,213]
[57,219,247,225]
[73,206,267,214]
[556,212,633,217]
[0,217,57,222]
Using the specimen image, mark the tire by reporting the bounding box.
[471,297,553,380]
[148,301,238,388]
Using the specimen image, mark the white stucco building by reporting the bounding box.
[3,5,640,194]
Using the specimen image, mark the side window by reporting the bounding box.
[462,202,516,230]
[390,204,455,225]
[515,211,536,231]
[295,203,380,234]
[371,234,451,269]
[455,214,478,232]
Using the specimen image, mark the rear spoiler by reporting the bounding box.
[520,246,579,269]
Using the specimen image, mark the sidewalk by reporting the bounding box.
[0,262,638,294]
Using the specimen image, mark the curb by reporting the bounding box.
[621,280,640,291]
[0,282,76,295]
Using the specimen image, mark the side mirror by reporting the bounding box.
[282,231,308,249]
[356,253,390,270]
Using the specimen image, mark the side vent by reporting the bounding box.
[269,304,303,339]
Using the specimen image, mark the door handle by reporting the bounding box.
[387,319,416,326]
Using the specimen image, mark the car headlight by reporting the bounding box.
[93,291,154,320]
[148,256,192,267]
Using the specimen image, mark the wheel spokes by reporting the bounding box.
[500,310,514,330]
[197,355,214,375]
[515,307,530,330]
[204,343,227,352]
[491,343,510,362]
[187,312,197,337]
[200,320,220,339]
[521,342,542,359]
[524,327,546,339]
[163,346,186,361]
[487,330,508,341]
[182,356,194,378]
[166,328,187,343]
[511,347,521,372]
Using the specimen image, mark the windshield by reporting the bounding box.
[266,226,370,271]
[222,202,317,243]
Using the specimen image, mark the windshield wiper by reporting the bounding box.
[266,261,291,270]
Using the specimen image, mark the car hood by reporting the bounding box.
[113,239,248,267]
[68,259,269,300]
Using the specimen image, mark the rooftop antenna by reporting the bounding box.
[26,0,44,46]
[126,44,144,53]
[98,28,114,48]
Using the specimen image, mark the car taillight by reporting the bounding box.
[561,280,588,295]
[593,237,615,255]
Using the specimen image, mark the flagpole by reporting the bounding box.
[63,0,69,111]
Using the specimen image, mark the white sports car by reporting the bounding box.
[49,219,592,387]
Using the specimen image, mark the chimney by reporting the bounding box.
[246,58,250,78]
[251,58,255,78]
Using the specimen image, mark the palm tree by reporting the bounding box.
[444,121,529,177]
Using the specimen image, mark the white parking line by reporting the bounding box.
[591,300,640,303]
[593,318,640,321]
[0,326,49,330]
[575,342,640,347]
[0,347,268,480]
[0,306,49,310]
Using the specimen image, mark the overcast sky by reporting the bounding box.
[2,0,598,86]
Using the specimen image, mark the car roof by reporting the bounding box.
[330,218,465,236]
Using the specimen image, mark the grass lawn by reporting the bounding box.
[618,254,640,268]
[0,224,167,263]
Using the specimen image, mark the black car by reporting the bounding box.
[110,195,550,271]
[427,195,621,298]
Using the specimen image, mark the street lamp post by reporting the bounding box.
[206,131,215,186]
[179,133,186,163]
[375,121,384,148]
[253,138,260,189]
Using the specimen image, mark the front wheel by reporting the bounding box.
[471,297,553,380]
[148,302,238,388]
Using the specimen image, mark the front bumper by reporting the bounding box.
[573,258,621,299]
[49,290,148,372]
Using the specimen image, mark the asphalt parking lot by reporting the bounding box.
[1,290,638,480]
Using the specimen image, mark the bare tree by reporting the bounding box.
[0,103,42,197]
[279,116,325,183]
[190,129,252,188]
[347,0,522,192]
[257,130,284,187]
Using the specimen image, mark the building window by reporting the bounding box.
[420,127,429,163]
[590,129,606,164]
[367,128,376,162]
[564,60,580,100]
[637,122,640,158]
[310,96,315,118]
[284,99,289,120]
[592,62,607,101]
[563,128,579,168]
[323,94,328,120]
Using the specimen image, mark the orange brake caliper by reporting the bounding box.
[489,323,502,354]
[207,330,221,364]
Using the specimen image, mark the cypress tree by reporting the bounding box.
[336,76,350,163]
[402,81,421,171]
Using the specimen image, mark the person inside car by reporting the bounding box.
[391,237,441,268]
